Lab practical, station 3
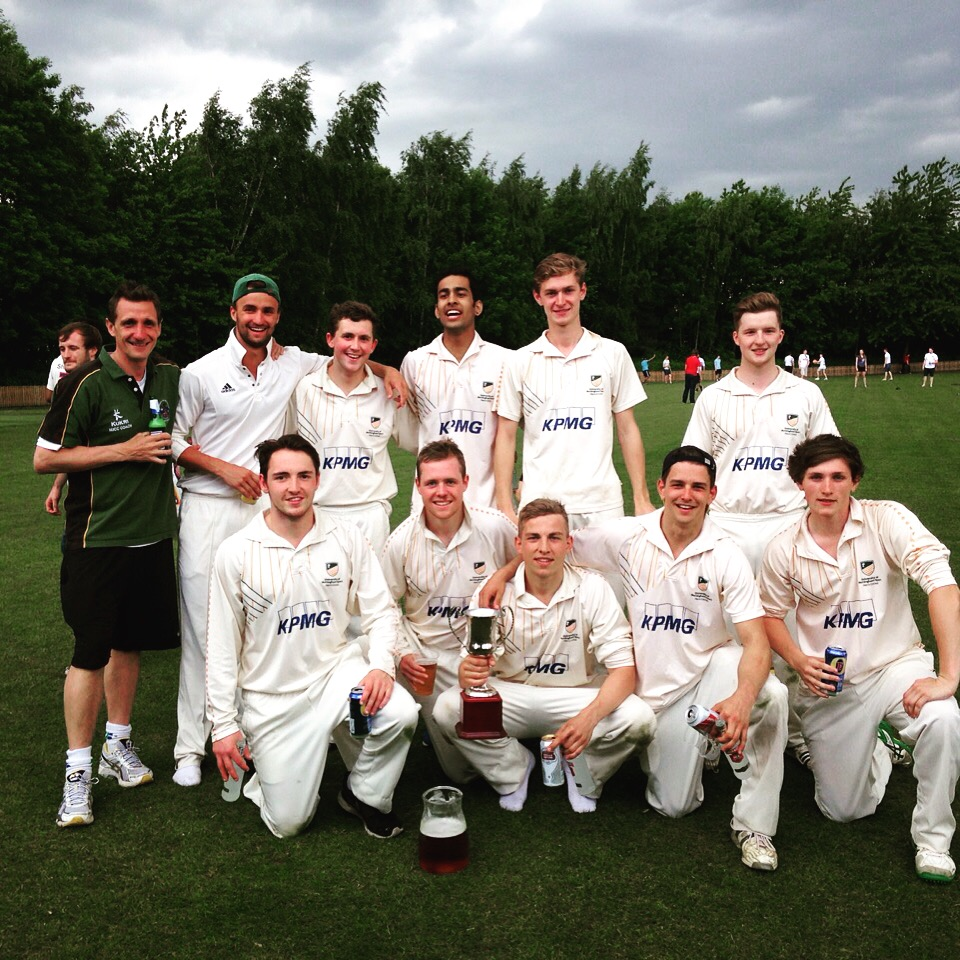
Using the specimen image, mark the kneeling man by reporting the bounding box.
[759,435,960,882]
[206,435,418,839]
[434,499,654,813]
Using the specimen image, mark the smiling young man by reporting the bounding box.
[758,435,960,883]
[493,253,653,529]
[400,270,512,510]
[571,447,788,871]
[295,301,404,553]
[35,282,179,829]
[432,498,655,814]
[380,439,516,780]
[170,274,409,787]
[206,435,417,839]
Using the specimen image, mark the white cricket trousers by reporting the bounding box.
[797,648,960,853]
[175,491,265,768]
[432,679,656,799]
[240,654,419,838]
[643,644,788,837]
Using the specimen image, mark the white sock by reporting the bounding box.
[565,761,597,813]
[498,748,536,812]
[105,722,131,742]
[66,746,92,775]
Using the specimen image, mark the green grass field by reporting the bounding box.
[2,370,959,960]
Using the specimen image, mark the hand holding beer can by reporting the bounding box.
[686,704,750,779]
[349,686,371,738]
[824,646,846,695]
[540,735,565,787]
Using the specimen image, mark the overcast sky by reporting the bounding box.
[7,1,960,202]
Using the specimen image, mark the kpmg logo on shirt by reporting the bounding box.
[276,600,333,635]
[322,445,372,470]
[524,653,570,675]
[427,594,471,620]
[639,602,698,634]
[823,599,876,630]
[731,445,787,472]
[542,406,595,432]
[439,407,486,436]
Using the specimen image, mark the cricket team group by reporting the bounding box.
[36,253,960,882]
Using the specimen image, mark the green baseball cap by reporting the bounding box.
[231,273,281,306]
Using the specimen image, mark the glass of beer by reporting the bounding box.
[419,786,469,874]
[412,655,438,697]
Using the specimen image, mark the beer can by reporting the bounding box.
[824,646,847,695]
[349,686,370,738]
[686,703,750,778]
[540,735,564,787]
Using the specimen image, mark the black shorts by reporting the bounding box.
[60,540,181,670]
[924,367,936,376]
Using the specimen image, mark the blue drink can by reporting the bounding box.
[824,646,847,695]
[349,686,370,738]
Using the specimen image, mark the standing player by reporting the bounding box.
[381,439,516,779]
[35,282,180,828]
[797,349,810,379]
[681,350,700,404]
[400,270,512,509]
[207,435,417,838]
[882,348,893,381]
[921,347,939,387]
[662,356,672,383]
[854,349,868,388]
[682,291,839,765]
[713,354,722,381]
[758,435,960,882]
[42,322,103,515]
[783,352,794,376]
[639,355,655,382]
[493,252,653,528]
[433,499,655,813]
[295,301,404,553]
[815,353,827,381]
[573,447,788,870]
[170,273,406,787]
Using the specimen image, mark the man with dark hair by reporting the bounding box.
[295,301,405,553]
[35,281,180,828]
[381,439,516,780]
[758,434,960,882]
[433,498,655,814]
[400,270,512,510]
[572,446,787,870]
[494,253,653,529]
[171,274,407,787]
[206,434,417,839]
[682,290,839,768]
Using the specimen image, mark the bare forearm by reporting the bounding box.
[493,418,519,515]
[615,411,652,512]
[929,585,960,689]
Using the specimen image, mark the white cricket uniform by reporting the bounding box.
[495,329,646,522]
[798,352,810,376]
[46,356,65,392]
[923,351,939,372]
[758,499,960,853]
[380,505,517,779]
[206,507,418,838]
[573,513,787,835]
[818,355,827,374]
[295,361,398,553]
[433,564,655,798]
[682,367,839,571]
[401,333,512,510]
[171,332,327,769]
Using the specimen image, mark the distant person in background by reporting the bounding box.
[783,352,794,376]
[854,349,868,388]
[682,350,700,403]
[797,349,810,379]
[43,322,103,515]
[639,355,654,382]
[882,348,893,381]
[922,348,939,387]
[815,353,827,381]
[713,354,722,380]
[902,351,911,375]
[662,356,672,383]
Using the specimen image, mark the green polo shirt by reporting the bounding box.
[38,351,180,549]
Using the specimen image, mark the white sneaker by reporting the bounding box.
[98,738,153,788]
[915,848,955,883]
[731,828,778,871]
[57,769,95,828]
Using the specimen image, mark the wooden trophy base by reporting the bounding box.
[455,688,507,739]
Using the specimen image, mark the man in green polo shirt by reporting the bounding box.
[35,280,181,829]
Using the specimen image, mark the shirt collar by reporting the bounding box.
[529,328,598,361]
[513,563,579,609]
[420,504,475,550]
[226,329,274,371]
[795,498,864,563]
[633,508,721,561]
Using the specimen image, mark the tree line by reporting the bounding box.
[2,15,958,384]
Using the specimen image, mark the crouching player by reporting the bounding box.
[758,435,960,882]
[433,499,655,813]
[573,447,788,870]
[206,435,418,839]
[381,440,516,780]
